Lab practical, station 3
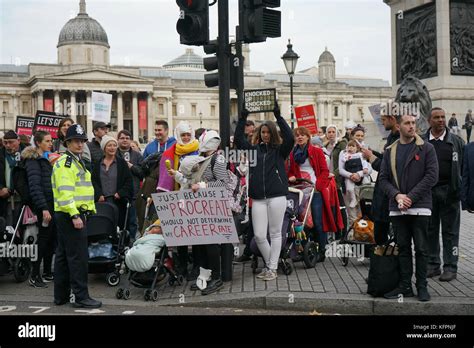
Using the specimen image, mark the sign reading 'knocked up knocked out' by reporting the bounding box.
[244,88,277,113]
[151,187,239,247]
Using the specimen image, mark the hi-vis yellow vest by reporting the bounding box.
[51,152,96,216]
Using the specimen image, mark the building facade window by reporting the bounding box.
[172,104,177,117]
[210,104,216,117]
[334,106,339,117]
[158,103,164,115]
[124,100,131,114]
[191,104,197,117]
[3,101,9,114]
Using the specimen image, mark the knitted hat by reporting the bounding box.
[100,135,118,151]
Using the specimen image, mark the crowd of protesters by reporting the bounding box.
[0,104,473,304]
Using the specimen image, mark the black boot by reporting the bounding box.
[201,279,223,295]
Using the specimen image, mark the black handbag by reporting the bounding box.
[367,239,400,297]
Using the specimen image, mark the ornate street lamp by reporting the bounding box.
[281,39,300,129]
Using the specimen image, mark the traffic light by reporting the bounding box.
[239,0,281,43]
[203,40,239,89]
[176,0,209,46]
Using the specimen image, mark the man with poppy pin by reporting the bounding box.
[378,112,439,302]
[422,107,465,282]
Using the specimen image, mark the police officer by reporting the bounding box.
[51,124,101,308]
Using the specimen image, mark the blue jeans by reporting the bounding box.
[127,201,138,241]
[310,192,326,251]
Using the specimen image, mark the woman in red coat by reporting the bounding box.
[288,127,344,262]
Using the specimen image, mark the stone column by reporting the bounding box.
[54,90,61,114]
[167,97,173,130]
[347,101,353,122]
[11,92,19,117]
[147,92,154,143]
[340,101,346,127]
[132,92,139,142]
[37,89,44,112]
[70,90,77,122]
[117,91,124,131]
[327,100,333,125]
[86,91,93,139]
[437,0,451,84]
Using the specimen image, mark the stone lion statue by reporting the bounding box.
[395,76,432,135]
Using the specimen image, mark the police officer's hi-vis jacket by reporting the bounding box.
[51,151,96,216]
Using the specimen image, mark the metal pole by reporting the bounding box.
[217,0,233,282]
[235,27,244,119]
[290,75,294,129]
[218,0,230,149]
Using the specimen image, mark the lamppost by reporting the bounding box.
[2,111,6,132]
[199,111,203,128]
[281,39,300,129]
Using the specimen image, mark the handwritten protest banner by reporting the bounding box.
[15,116,35,136]
[244,88,276,113]
[151,187,239,247]
[295,104,318,134]
[33,111,64,139]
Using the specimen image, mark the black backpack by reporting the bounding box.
[11,160,32,205]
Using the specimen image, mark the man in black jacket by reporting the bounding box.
[362,113,399,244]
[378,113,439,302]
[422,107,465,282]
[0,130,26,226]
[117,130,144,242]
[86,122,111,166]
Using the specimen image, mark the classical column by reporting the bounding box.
[316,101,324,127]
[86,91,93,139]
[132,92,139,142]
[117,91,124,131]
[167,97,173,130]
[341,101,347,127]
[147,92,154,143]
[70,90,77,122]
[347,101,353,122]
[37,89,44,112]
[54,90,61,114]
[327,100,333,125]
[11,92,19,117]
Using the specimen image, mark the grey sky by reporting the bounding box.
[0,0,392,83]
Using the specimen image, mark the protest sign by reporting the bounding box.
[369,104,390,138]
[244,88,276,113]
[91,91,112,123]
[33,111,64,139]
[151,187,239,247]
[15,116,35,136]
[295,104,318,134]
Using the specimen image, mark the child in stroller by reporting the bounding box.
[117,219,184,302]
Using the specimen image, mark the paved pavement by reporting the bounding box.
[0,211,473,315]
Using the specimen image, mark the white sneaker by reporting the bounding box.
[262,270,278,281]
[256,268,268,279]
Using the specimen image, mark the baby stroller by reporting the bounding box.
[0,205,37,282]
[116,245,184,302]
[338,182,376,266]
[86,200,130,286]
[250,178,319,275]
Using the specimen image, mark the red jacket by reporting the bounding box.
[287,145,344,233]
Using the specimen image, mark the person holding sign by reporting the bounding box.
[157,121,200,278]
[168,130,232,294]
[235,104,294,281]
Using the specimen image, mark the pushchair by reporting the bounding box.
[0,205,37,282]
[86,200,130,286]
[338,182,376,266]
[250,178,319,275]
[115,201,184,302]
[116,245,184,302]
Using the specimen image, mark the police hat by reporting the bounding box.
[65,124,88,142]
